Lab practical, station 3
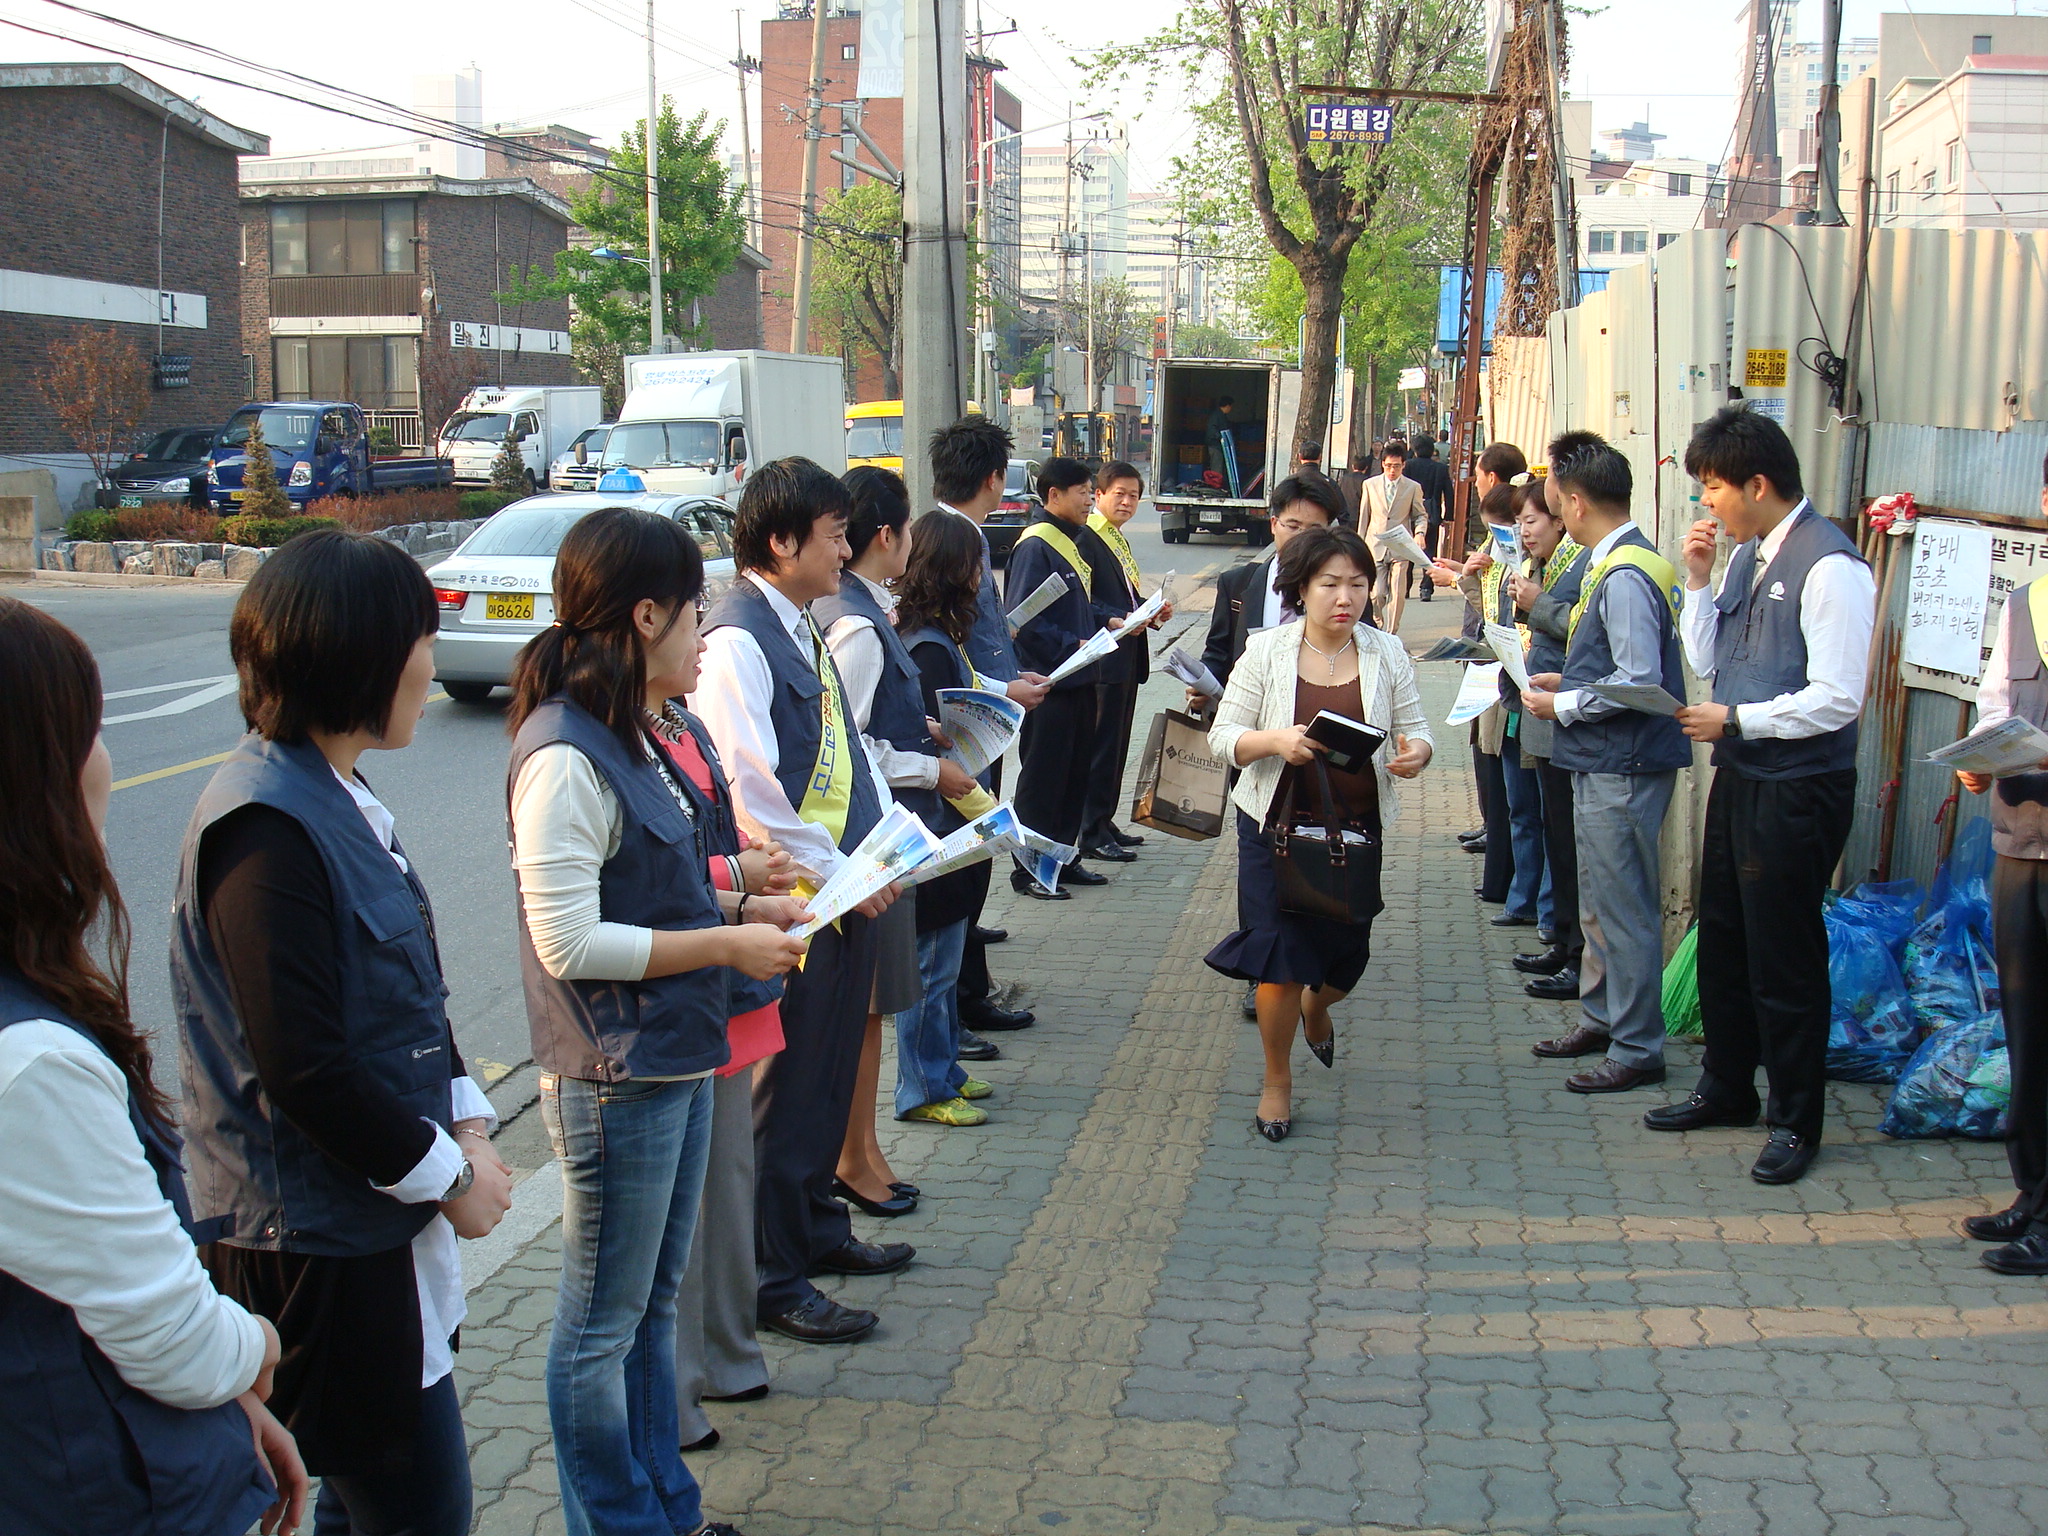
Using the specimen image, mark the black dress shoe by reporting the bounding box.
[1253,1115,1291,1142]
[812,1237,915,1277]
[973,925,1009,945]
[1750,1128,1817,1184]
[832,1177,917,1218]
[1981,1231,2048,1275]
[956,1030,1001,1061]
[1010,872,1071,900]
[1062,864,1109,886]
[1458,827,1485,843]
[1491,911,1538,928]
[1082,842,1137,863]
[1537,928,1557,946]
[961,1001,1034,1031]
[703,1383,770,1403]
[760,1291,878,1343]
[1109,825,1145,847]
[1241,981,1260,1021]
[682,1429,721,1453]
[1642,1092,1761,1133]
[1566,1058,1666,1094]
[1964,1204,2032,1241]
[1513,944,1570,976]
[1305,1026,1335,1069]
[1523,968,1580,1001]
[698,1524,746,1536]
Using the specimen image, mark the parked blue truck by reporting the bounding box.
[209,402,453,510]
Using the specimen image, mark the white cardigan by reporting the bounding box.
[1208,622,1434,825]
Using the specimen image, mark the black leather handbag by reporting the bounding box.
[1265,756,1384,924]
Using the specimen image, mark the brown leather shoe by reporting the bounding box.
[1532,1024,1610,1058]
[1566,1058,1667,1094]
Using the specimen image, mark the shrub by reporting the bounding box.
[218,513,337,548]
[306,487,463,533]
[489,428,530,495]
[109,504,197,543]
[237,419,294,519]
[64,510,117,542]
[458,489,524,518]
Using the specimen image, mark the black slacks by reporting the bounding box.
[1080,673,1141,849]
[1015,684,1097,854]
[1474,744,1514,903]
[753,910,877,1315]
[1533,754,1583,965]
[958,759,1003,1005]
[1992,855,2048,1227]
[1694,768,1856,1143]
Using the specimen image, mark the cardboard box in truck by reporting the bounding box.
[1152,359,1301,546]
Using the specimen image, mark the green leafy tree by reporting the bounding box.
[1173,320,1250,359]
[237,419,293,520]
[1061,277,1145,408]
[502,99,744,357]
[810,182,904,395]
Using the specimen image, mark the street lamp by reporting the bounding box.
[591,246,663,352]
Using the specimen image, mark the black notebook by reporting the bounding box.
[1305,710,1386,774]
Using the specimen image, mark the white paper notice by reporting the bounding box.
[1446,662,1504,726]
[1481,622,1532,692]
[1583,682,1685,717]
[1926,716,2048,778]
[1005,571,1065,633]
[1903,519,1995,681]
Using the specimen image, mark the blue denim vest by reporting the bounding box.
[900,623,988,835]
[812,571,942,820]
[1710,506,1866,779]
[510,697,733,1081]
[0,968,273,1536]
[701,574,884,853]
[172,735,455,1256]
[1552,527,1692,776]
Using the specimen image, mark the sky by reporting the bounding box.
[4,0,2046,194]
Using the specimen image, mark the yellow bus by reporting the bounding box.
[845,400,904,473]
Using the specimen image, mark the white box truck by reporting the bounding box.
[437,385,604,491]
[611,350,846,502]
[1152,359,1302,546]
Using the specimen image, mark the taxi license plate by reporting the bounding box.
[485,593,534,622]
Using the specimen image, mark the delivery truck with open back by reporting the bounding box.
[1152,359,1300,545]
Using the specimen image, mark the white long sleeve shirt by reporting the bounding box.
[0,1021,267,1411]
[824,571,941,792]
[509,742,656,982]
[1974,596,2018,729]
[691,572,893,883]
[1678,503,1876,739]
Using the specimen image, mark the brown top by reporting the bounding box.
[1279,673,1381,828]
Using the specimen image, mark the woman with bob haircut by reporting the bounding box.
[170,529,513,1534]
[1205,525,1434,1142]
[0,594,306,1536]
[507,505,809,1536]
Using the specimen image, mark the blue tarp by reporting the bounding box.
[1434,266,1613,356]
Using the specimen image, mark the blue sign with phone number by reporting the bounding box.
[1305,102,1393,144]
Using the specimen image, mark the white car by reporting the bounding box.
[425,491,735,702]
[548,424,612,493]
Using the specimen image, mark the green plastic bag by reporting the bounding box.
[1662,923,1702,1037]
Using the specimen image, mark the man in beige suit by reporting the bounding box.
[1362,441,1425,632]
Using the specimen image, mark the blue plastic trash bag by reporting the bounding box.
[1825,907,1920,1083]
[1960,1047,2013,1140]
[1880,1010,2008,1139]
[1829,879,1925,959]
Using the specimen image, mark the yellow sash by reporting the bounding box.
[1538,536,1585,593]
[796,618,856,849]
[2029,576,2048,670]
[1568,543,1682,639]
[1087,511,1142,593]
[1016,518,1093,589]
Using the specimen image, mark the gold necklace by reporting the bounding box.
[1300,634,1344,679]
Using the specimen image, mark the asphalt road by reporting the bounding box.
[19,491,1259,1091]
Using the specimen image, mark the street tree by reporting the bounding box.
[501,99,744,361]
[490,428,531,495]
[36,326,150,498]
[1060,277,1145,409]
[416,341,485,445]
[1091,0,1480,454]
[811,182,904,396]
[237,419,293,520]
[1174,320,1250,359]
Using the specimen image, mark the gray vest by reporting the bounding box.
[1710,507,1866,779]
[1993,579,2048,860]
[701,574,884,854]
[171,734,454,1256]
[812,572,941,820]
[1552,526,1692,776]
[509,698,733,1081]
[1519,545,1589,760]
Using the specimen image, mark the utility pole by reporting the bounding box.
[733,12,761,248]
[645,0,666,353]
[789,0,832,353]
[1084,214,1097,426]
[900,0,969,509]
[1814,0,1847,225]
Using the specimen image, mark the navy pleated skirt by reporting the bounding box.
[1205,811,1377,994]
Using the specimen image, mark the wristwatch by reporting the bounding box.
[441,1158,475,1203]
[1723,706,1743,739]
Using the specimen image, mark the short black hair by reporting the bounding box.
[232,527,437,743]
[1379,441,1410,463]
[1269,473,1345,523]
[1411,434,1436,459]
[1275,525,1377,611]
[1548,430,1632,509]
[843,464,911,561]
[1036,456,1093,500]
[1683,403,1805,501]
[732,456,849,573]
[1217,395,1234,410]
[1477,441,1527,480]
[1298,439,1323,461]
[1095,460,1144,494]
[1481,484,1519,524]
[929,415,1013,504]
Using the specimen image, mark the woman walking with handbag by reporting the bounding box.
[1205,526,1433,1141]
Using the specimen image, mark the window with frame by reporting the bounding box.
[1620,230,1649,255]
[840,42,856,59]
[1666,172,1691,197]
[1920,167,1936,198]
[1946,140,1962,186]
[271,336,419,410]
[1885,171,1900,215]
[1972,33,1992,55]
[1586,229,1616,254]
[269,200,417,275]
[1657,233,1680,248]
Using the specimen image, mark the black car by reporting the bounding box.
[113,426,219,507]
[982,458,1043,566]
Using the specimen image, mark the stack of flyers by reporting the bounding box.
[1044,625,1122,684]
[793,804,944,936]
[1012,819,1080,895]
[900,803,1024,887]
[1162,644,1223,699]
[1005,572,1065,633]
[1122,572,1175,631]
[1487,522,1522,564]
[935,687,1025,776]
[1371,523,1432,570]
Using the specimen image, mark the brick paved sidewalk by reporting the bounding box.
[456,594,2048,1536]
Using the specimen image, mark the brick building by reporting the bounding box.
[238,167,575,444]
[0,63,266,513]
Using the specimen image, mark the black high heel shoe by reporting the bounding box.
[1253,1114,1292,1143]
[832,1177,917,1217]
[1305,1029,1335,1069]
[889,1181,921,1199]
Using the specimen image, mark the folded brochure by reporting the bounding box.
[1927,715,2048,777]
[1446,662,1504,726]
[1583,682,1685,717]
[1162,643,1223,699]
[1005,571,1065,633]
[935,687,1024,777]
[1481,622,1532,692]
[793,804,943,937]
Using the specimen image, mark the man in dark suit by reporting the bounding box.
[1079,460,1169,861]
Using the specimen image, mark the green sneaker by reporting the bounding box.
[901,1096,988,1127]
[959,1077,994,1100]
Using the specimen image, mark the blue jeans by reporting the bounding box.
[1501,730,1554,928]
[542,1072,715,1536]
[896,920,970,1115]
[311,1374,470,1536]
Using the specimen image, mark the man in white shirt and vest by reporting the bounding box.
[1643,405,1875,1185]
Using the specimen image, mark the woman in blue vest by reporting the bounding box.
[507,506,809,1536]
[173,531,514,1534]
[0,596,304,1536]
